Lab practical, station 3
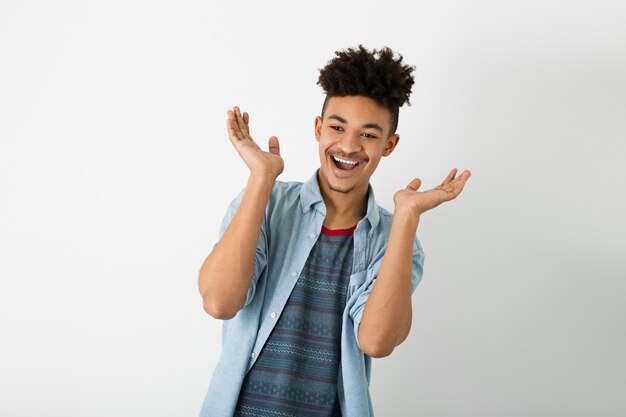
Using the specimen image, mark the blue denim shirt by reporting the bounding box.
[199,169,425,417]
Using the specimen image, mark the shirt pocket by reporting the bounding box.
[347,270,369,299]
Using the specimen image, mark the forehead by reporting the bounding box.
[324,96,392,128]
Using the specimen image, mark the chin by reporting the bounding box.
[328,183,356,194]
[325,173,359,194]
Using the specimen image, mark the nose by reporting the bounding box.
[337,131,362,156]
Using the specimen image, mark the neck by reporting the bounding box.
[316,170,368,227]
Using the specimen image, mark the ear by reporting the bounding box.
[314,116,322,142]
[382,134,400,156]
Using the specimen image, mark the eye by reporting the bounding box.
[330,125,344,131]
[362,132,377,139]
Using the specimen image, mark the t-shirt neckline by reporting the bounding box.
[321,224,358,236]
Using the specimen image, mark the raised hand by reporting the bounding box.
[393,168,472,216]
[226,106,284,179]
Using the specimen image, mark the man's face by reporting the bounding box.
[315,95,400,195]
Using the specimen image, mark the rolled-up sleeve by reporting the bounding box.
[349,234,425,350]
[212,186,269,308]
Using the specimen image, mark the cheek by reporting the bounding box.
[317,136,332,150]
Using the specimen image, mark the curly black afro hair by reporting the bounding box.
[317,44,415,135]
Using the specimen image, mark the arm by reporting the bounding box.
[357,208,419,357]
[358,168,472,357]
[198,174,274,319]
[198,106,284,320]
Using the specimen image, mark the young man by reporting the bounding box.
[198,45,471,417]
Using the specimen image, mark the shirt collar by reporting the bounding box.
[300,168,380,236]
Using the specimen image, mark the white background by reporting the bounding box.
[1,1,625,416]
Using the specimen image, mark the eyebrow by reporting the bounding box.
[327,114,384,133]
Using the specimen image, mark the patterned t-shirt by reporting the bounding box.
[233,223,357,417]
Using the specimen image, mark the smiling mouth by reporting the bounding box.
[331,154,361,171]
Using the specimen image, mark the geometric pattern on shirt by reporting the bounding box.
[233,225,355,417]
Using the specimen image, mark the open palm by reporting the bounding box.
[393,168,472,215]
[226,106,284,179]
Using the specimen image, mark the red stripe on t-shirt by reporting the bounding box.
[321,224,357,236]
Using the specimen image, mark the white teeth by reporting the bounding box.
[332,155,358,165]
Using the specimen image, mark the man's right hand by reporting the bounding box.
[226,106,284,179]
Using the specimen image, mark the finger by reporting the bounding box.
[243,112,250,135]
[460,169,472,181]
[454,170,472,191]
[226,108,236,126]
[233,106,248,136]
[227,109,241,132]
[406,178,421,191]
[226,120,242,147]
[268,136,280,155]
[226,112,244,142]
[449,169,472,188]
[441,168,458,186]
[445,169,472,195]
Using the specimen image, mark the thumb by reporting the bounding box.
[268,136,280,155]
[406,178,421,191]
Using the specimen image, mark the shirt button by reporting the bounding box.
[309,233,316,239]
[291,271,298,277]
[270,312,277,318]
[250,352,256,358]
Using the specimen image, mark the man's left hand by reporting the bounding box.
[393,168,472,216]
